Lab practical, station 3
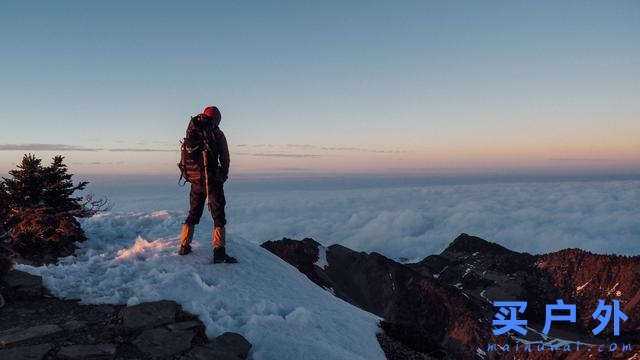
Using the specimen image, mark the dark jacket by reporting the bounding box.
[186,115,230,181]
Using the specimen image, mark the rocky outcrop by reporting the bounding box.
[414,235,640,342]
[262,237,498,359]
[411,234,562,330]
[119,300,181,330]
[2,269,46,299]
[263,235,640,360]
[182,332,253,360]
[0,270,252,360]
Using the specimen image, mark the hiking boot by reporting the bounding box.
[178,224,194,255]
[213,226,226,248]
[213,247,237,264]
[178,244,192,255]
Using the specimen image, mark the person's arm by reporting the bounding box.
[215,128,230,181]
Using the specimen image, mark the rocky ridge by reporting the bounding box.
[262,234,640,359]
[0,269,252,360]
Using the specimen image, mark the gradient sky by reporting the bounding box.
[1,1,638,175]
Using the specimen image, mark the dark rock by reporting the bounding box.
[0,294,224,360]
[0,324,62,345]
[167,321,203,332]
[119,300,178,330]
[182,332,251,360]
[184,345,241,360]
[376,332,436,360]
[2,270,44,298]
[57,344,116,359]
[94,304,115,314]
[133,328,195,359]
[261,238,335,291]
[61,320,88,331]
[0,343,52,360]
[441,233,519,258]
[210,332,252,359]
[0,253,12,276]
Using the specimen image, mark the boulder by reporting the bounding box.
[167,321,203,332]
[210,332,252,360]
[185,345,242,360]
[0,343,52,360]
[119,300,178,330]
[57,344,116,360]
[2,270,44,298]
[133,328,195,359]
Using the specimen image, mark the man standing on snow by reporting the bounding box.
[179,106,236,263]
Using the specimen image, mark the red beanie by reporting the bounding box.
[203,106,221,121]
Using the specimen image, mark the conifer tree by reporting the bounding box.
[2,154,45,210]
[0,154,109,264]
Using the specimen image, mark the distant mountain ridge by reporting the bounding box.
[262,234,640,359]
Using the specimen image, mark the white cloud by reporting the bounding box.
[92,179,640,260]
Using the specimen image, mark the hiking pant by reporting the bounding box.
[184,179,226,227]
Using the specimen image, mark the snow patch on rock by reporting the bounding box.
[314,245,328,269]
[606,282,620,296]
[576,279,592,292]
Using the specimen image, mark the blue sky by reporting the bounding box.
[1,1,638,175]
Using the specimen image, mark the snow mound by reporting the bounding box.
[17,211,384,360]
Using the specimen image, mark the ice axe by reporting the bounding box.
[202,150,210,204]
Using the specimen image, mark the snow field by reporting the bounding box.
[18,210,385,360]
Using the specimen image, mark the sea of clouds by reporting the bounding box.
[88,176,640,260]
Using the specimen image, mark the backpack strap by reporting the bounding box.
[178,171,187,186]
[199,118,217,157]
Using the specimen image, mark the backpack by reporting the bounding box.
[178,115,218,185]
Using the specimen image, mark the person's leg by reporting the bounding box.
[185,181,207,226]
[207,180,226,229]
[180,182,206,254]
[208,180,236,263]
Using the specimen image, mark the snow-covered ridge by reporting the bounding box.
[17,211,384,360]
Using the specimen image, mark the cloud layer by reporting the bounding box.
[0,143,101,151]
[0,143,176,152]
[94,178,640,260]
